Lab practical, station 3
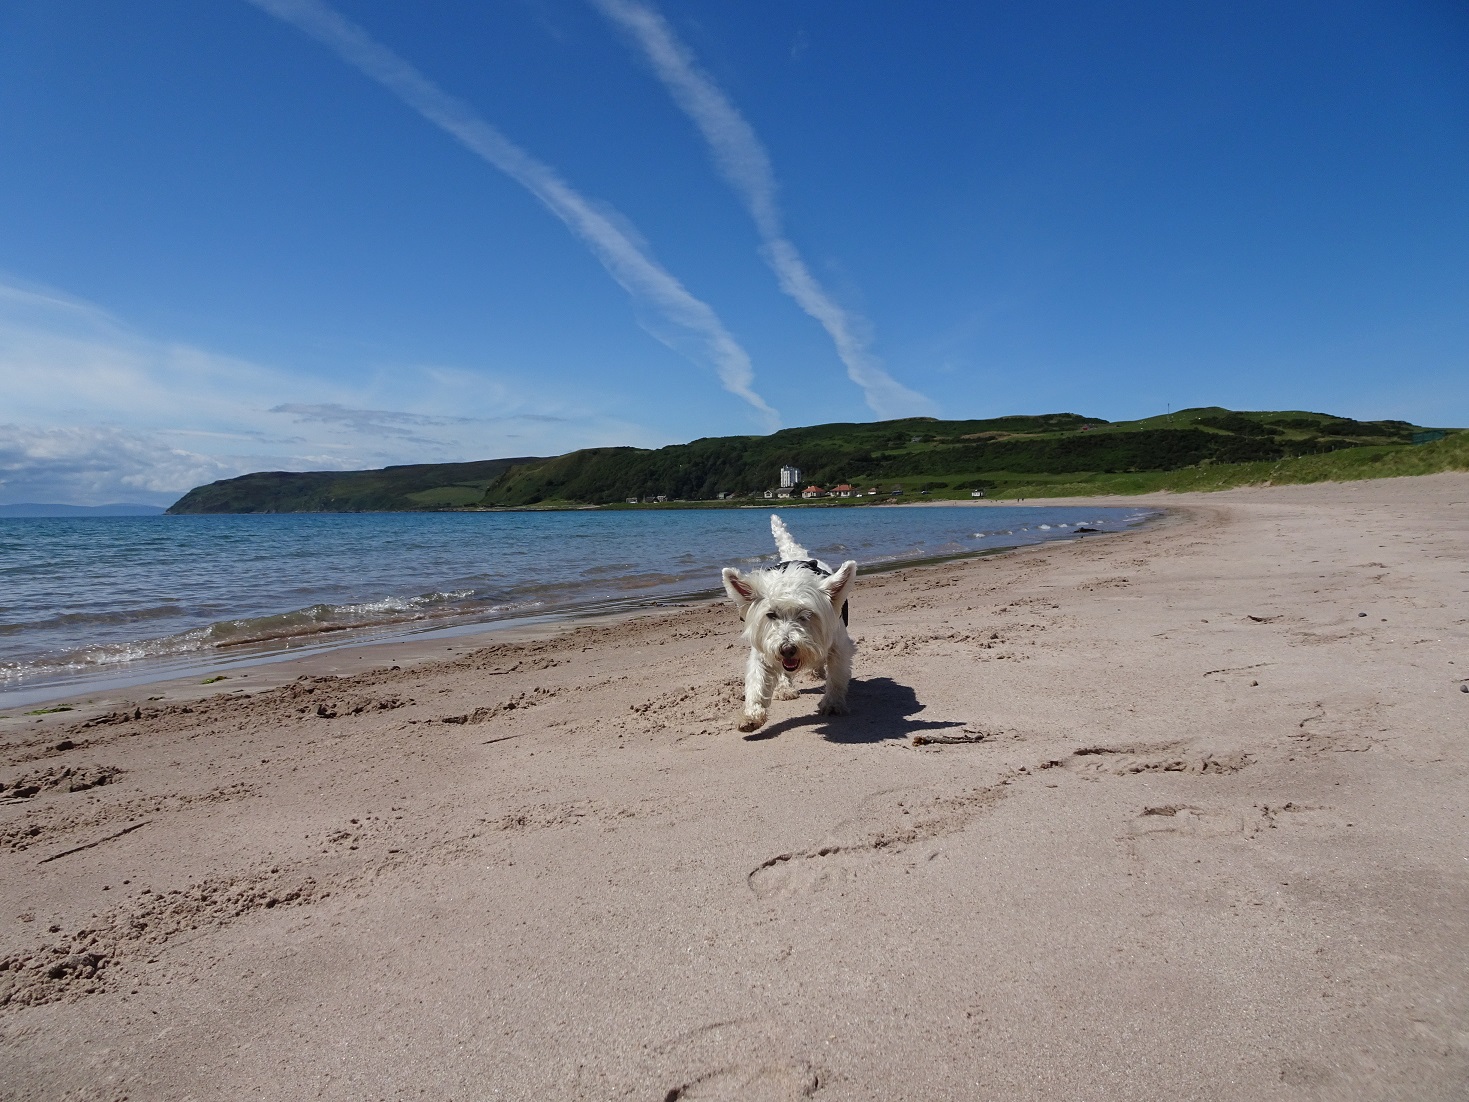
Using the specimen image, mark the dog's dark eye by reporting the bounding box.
[765,611,778,620]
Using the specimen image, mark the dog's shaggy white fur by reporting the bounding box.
[721,515,857,732]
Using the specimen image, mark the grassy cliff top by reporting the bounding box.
[167,456,548,513]
[167,408,1464,513]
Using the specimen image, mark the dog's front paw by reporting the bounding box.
[816,699,849,717]
[737,709,767,732]
[775,683,800,701]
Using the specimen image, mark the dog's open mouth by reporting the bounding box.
[781,655,801,673]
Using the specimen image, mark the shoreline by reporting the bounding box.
[3,472,1466,1099]
[0,505,1159,713]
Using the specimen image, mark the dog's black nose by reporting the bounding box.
[779,643,798,658]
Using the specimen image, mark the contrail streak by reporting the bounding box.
[592,0,937,419]
[245,0,779,428]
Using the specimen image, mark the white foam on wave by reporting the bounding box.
[334,589,474,618]
[0,626,216,681]
[1,588,494,684]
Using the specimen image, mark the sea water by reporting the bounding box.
[0,504,1154,705]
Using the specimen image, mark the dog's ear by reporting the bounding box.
[722,567,758,613]
[820,560,857,609]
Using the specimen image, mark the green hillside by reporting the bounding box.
[479,413,1092,506]
[478,408,1462,505]
[167,456,547,513]
[166,408,1467,513]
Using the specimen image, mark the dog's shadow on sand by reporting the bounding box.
[743,677,964,744]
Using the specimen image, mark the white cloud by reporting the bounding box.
[593,0,937,419]
[0,282,289,433]
[245,0,780,429]
[0,425,247,506]
[0,278,654,505]
[269,403,479,443]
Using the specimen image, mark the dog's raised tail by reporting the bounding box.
[770,513,809,562]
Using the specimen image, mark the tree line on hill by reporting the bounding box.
[165,409,1434,513]
[476,413,1420,506]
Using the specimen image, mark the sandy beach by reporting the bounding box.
[2,474,1466,1100]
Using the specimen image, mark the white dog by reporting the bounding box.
[721,515,857,732]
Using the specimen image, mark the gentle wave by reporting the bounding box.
[0,603,190,635]
[0,506,1155,701]
[0,589,488,679]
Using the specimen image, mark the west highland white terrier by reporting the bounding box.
[721,515,857,732]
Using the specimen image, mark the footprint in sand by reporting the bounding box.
[1130,802,1340,839]
[748,849,858,899]
[1294,701,1384,753]
[0,763,122,799]
[1067,743,1253,776]
[663,1060,820,1101]
[747,785,1007,899]
[1129,805,1248,838]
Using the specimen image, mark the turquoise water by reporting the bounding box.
[0,505,1152,704]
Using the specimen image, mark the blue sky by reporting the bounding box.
[1,0,1465,504]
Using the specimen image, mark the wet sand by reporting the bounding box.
[1,473,1466,1100]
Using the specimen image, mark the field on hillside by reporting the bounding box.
[895,428,1469,501]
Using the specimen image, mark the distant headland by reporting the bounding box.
[165,407,1466,514]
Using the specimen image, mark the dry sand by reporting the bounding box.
[2,474,1467,1101]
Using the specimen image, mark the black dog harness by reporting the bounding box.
[775,558,850,625]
